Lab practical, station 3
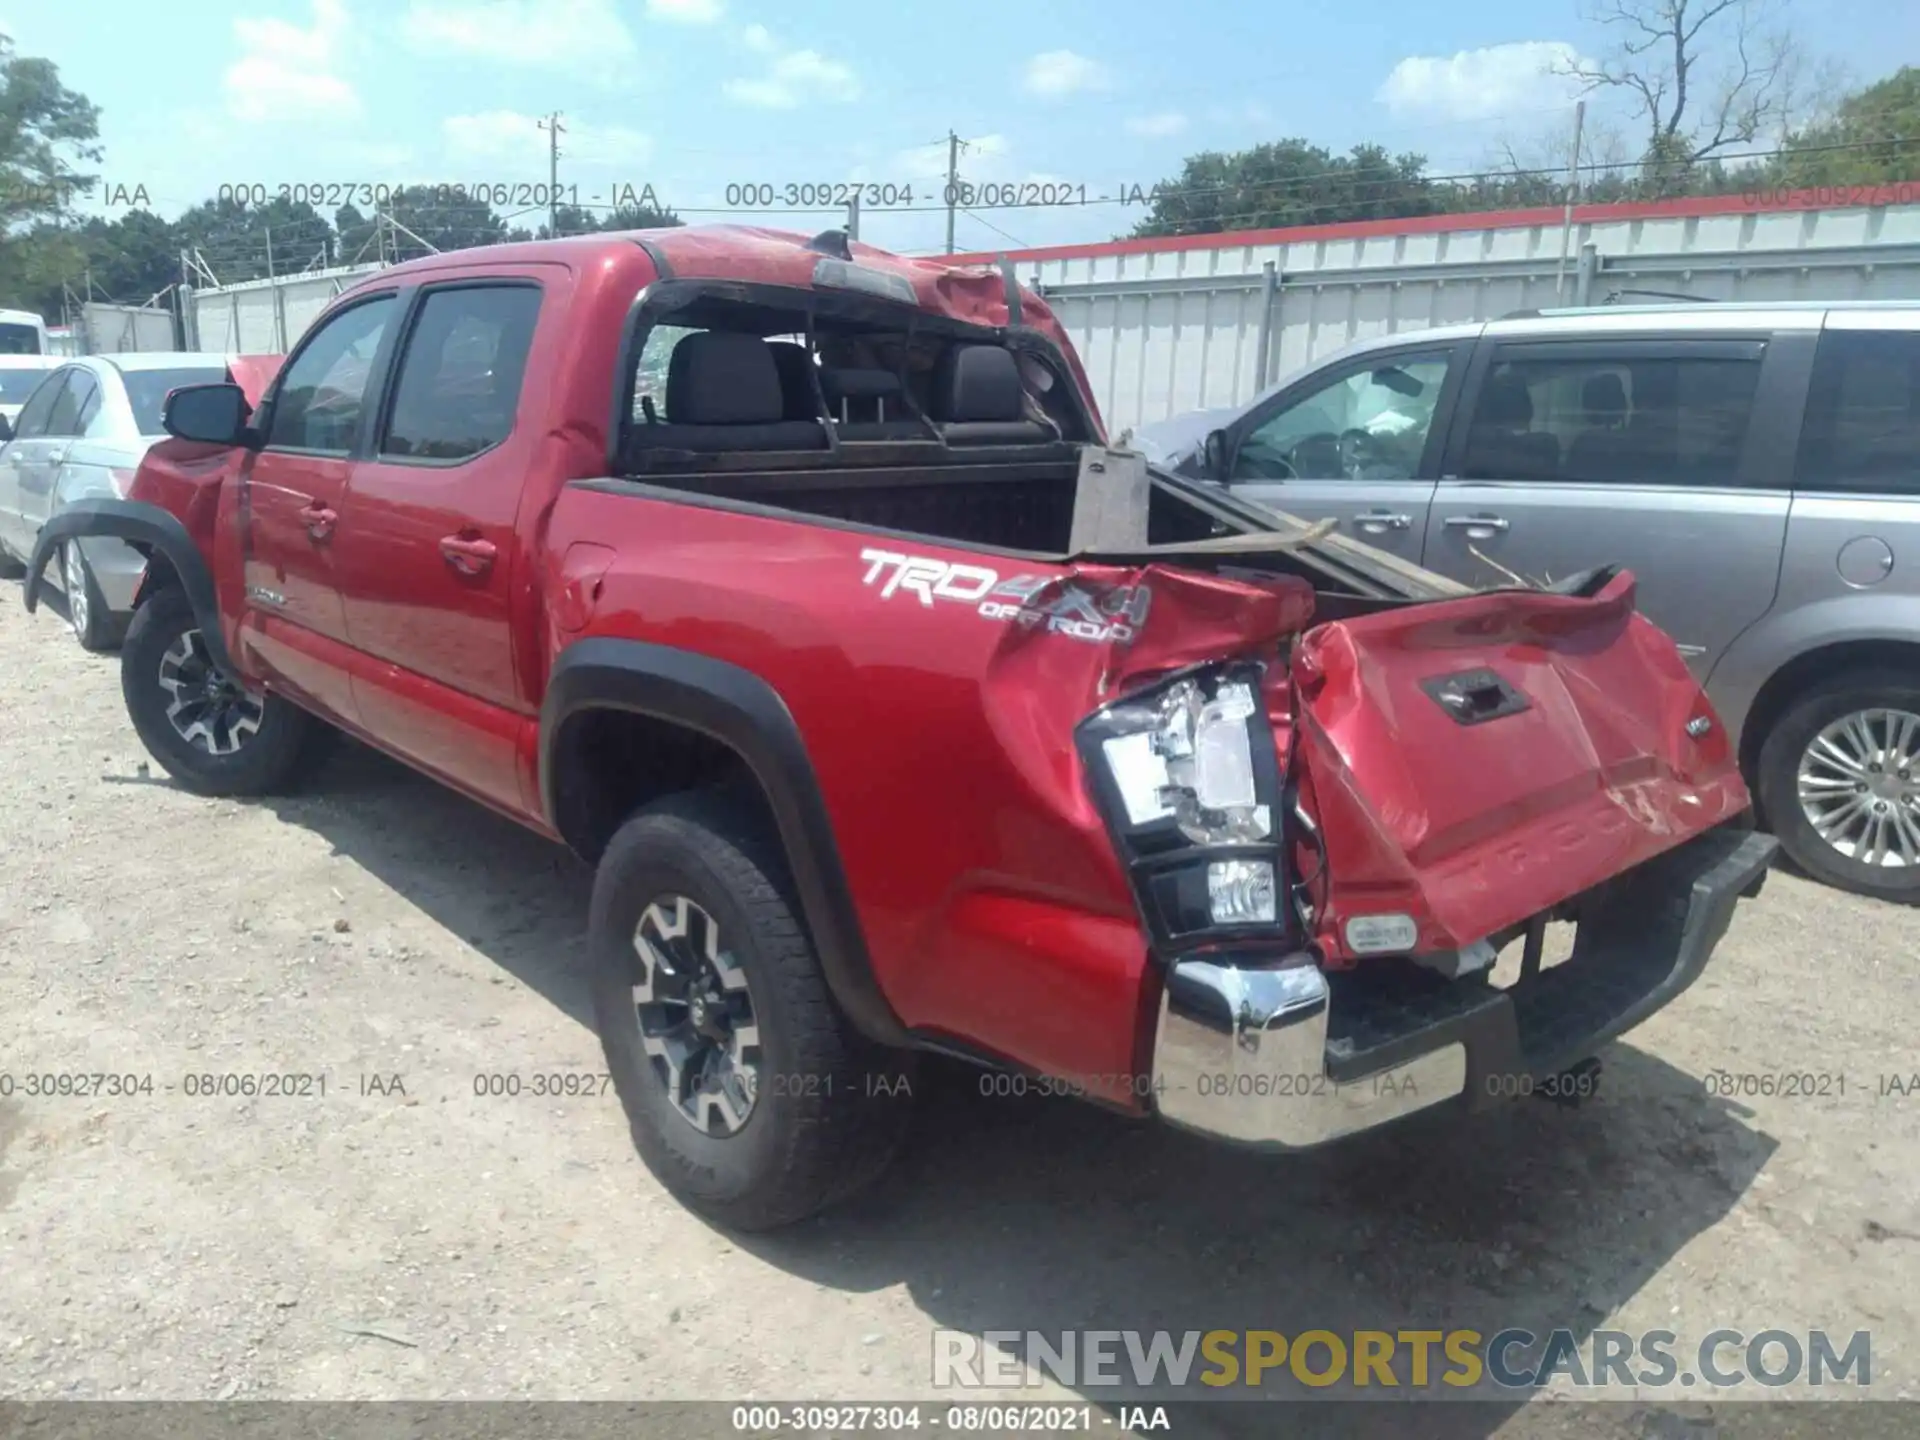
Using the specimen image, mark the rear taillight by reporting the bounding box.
[109,468,137,498]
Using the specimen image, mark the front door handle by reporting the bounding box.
[300,500,337,542]
[440,534,497,577]
[1444,514,1510,535]
[1353,510,1412,533]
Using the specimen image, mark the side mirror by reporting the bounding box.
[163,382,253,446]
[1202,428,1230,480]
[0,414,12,444]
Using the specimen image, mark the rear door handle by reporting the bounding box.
[299,500,337,542]
[1353,510,1412,533]
[1444,514,1510,535]
[440,534,497,577]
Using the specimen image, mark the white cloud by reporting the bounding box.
[401,0,635,68]
[1126,111,1188,137]
[647,0,723,20]
[1022,49,1107,98]
[444,110,653,167]
[723,37,859,108]
[1376,41,1590,122]
[224,0,360,124]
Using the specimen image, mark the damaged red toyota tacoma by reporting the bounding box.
[28,225,1777,1230]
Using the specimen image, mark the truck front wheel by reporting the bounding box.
[120,586,334,797]
[589,790,915,1230]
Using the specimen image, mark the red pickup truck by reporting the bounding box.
[28,225,1776,1230]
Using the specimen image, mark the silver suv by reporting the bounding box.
[1136,301,1920,905]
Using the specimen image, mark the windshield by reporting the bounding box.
[0,322,43,355]
[120,367,229,434]
[0,369,51,403]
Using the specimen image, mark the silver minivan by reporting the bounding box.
[1136,301,1920,905]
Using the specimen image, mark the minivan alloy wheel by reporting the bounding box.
[157,629,264,756]
[630,894,761,1136]
[1797,707,1920,868]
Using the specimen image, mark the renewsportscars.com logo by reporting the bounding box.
[932,1327,1872,1392]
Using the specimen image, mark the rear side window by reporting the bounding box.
[1795,330,1920,493]
[46,368,97,437]
[381,286,543,461]
[121,367,228,435]
[1461,350,1764,487]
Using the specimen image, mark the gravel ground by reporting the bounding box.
[1,585,1917,1436]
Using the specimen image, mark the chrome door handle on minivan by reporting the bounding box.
[1354,510,1412,533]
[1444,514,1510,536]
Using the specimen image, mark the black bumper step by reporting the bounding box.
[1322,823,1777,1107]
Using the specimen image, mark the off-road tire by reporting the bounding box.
[590,789,915,1230]
[120,585,335,797]
[1756,669,1920,905]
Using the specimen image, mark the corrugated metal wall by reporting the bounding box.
[77,302,178,354]
[185,264,383,354]
[997,198,1920,435]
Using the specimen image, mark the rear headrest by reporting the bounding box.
[1582,372,1628,421]
[933,345,1024,422]
[665,332,785,425]
[820,368,902,404]
[1478,373,1534,428]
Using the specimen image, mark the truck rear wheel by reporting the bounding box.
[1757,669,1920,904]
[589,789,915,1230]
[120,585,334,798]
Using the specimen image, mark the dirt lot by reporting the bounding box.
[1,586,1918,1435]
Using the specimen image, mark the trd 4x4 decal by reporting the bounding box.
[859,548,1151,645]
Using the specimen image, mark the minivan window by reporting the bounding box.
[381,286,543,461]
[1795,330,1920,493]
[1462,352,1763,487]
[1233,354,1450,481]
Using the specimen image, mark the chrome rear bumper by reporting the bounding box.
[1150,824,1777,1149]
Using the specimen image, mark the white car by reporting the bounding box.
[0,355,59,430]
[0,352,234,650]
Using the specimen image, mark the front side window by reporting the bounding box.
[1233,354,1449,481]
[1795,329,1920,494]
[381,286,543,461]
[1462,350,1763,486]
[266,295,398,454]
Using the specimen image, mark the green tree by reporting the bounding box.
[1769,66,1920,186]
[1129,140,1433,238]
[174,194,330,283]
[0,29,100,231]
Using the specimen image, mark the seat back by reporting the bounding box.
[931,345,1052,445]
[632,332,827,453]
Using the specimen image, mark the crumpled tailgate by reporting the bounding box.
[1290,570,1752,963]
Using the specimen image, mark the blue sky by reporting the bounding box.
[5,0,1915,256]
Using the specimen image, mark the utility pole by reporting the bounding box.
[846,192,860,242]
[538,111,566,237]
[264,224,275,279]
[1555,99,1587,299]
[944,130,961,254]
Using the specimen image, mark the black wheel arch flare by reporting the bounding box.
[25,498,239,676]
[540,638,910,1047]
